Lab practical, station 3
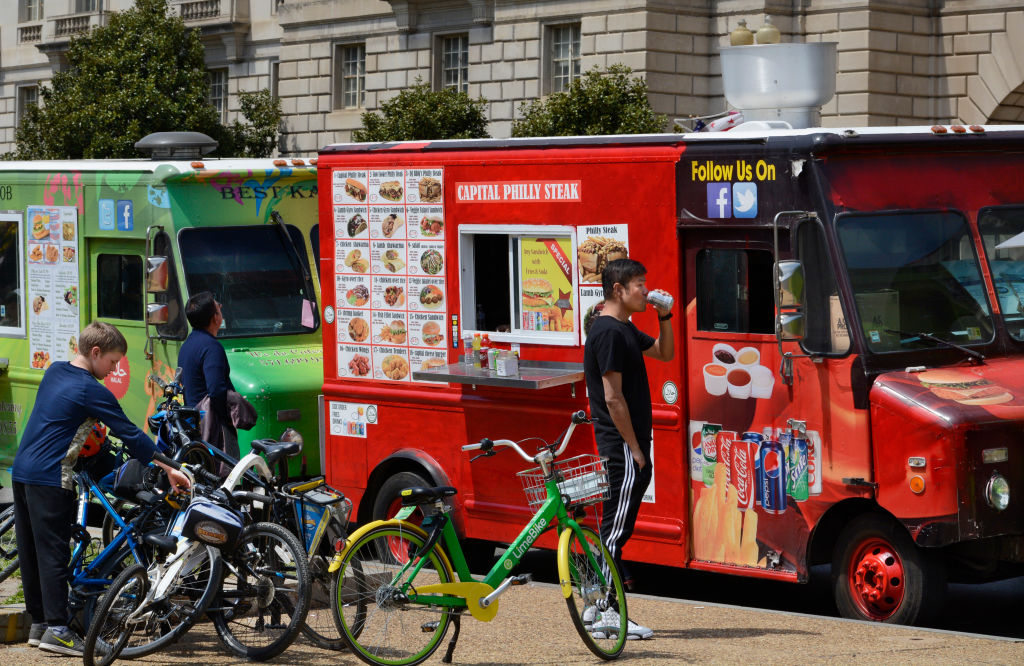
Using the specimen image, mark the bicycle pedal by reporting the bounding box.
[421,620,440,633]
[510,574,532,586]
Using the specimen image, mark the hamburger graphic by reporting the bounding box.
[522,278,554,310]
[31,214,50,240]
[421,321,443,346]
[916,369,1013,405]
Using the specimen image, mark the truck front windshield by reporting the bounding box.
[836,211,993,353]
[978,206,1024,341]
[179,224,314,338]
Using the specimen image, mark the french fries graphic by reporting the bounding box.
[692,462,760,566]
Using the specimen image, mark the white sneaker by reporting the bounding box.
[625,617,654,640]
[582,605,599,628]
[590,609,654,641]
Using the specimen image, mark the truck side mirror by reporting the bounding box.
[778,312,805,340]
[147,303,169,325]
[777,260,804,308]
[147,256,169,293]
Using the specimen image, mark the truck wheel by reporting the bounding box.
[832,513,945,625]
[372,471,429,523]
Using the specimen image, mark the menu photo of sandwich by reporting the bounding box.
[418,176,442,203]
[31,213,50,240]
[379,181,403,202]
[522,278,555,310]
[345,178,367,202]
[421,320,444,346]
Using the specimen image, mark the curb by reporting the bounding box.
[0,604,29,644]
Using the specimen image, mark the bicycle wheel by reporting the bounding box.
[300,521,347,650]
[559,524,628,660]
[332,524,453,666]
[115,542,222,658]
[210,521,312,661]
[82,564,149,666]
[0,505,19,583]
[177,442,218,477]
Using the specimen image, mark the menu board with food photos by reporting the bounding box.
[26,206,80,371]
[332,168,446,383]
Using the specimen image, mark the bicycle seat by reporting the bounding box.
[144,533,178,555]
[250,438,302,466]
[400,486,457,506]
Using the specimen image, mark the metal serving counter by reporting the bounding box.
[411,359,584,390]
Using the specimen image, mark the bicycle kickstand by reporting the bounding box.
[442,612,462,664]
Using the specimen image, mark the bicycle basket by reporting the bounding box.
[517,454,610,509]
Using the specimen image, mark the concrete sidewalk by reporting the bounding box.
[2,580,1023,664]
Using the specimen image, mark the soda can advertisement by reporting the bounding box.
[787,437,810,502]
[741,432,763,504]
[731,437,757,511]
[758,439,787,514]
[688,421,705,482]
[701,423,720,487]
[806,430,823,496]
[716,430,736,486]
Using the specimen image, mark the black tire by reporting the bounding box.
[0,505,19,584]
[299,520,347,650]
[82,564,149,666]
[177,442,218,478]
[209,522,312,661]
[69,543,139,635]
[832,513,946,625]
[372,472,429,522]
[561,525,627,660]
[332,524,450,666]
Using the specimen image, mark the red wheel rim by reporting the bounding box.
[847,537,905,620]
[383,495,422,563]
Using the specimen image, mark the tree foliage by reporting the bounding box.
[511,65,667,137]
[11,0,280,159]
[353,80,489,142]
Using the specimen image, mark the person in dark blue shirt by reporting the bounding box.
[178,291,239,466]
[12,321,189,655]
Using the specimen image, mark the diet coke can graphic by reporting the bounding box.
[742,432,764,505]
[689,423,705,482]
[806,431,823,496]
[731,437,757,511]
[758,440,787,514]
[716,430,737,486]
[787,437,809,502]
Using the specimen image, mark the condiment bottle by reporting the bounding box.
[463,334,474,368]
[730,19,754,46]
[471,333,482,368]
[756,15,780,44]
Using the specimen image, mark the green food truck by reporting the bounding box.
[0,133,324,497]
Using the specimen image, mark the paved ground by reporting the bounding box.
[2,578,1023,665]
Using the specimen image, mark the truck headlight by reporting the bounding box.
[985,472,1010,511]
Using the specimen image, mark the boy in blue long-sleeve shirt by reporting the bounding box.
[12,321,189,655]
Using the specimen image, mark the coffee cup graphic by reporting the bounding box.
[727,367,752,399]
[737,346,760,366]
[750,364,775,399]
[703,363,728,396]
[712,343,738,366]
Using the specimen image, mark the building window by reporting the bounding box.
[17,86,39,124]
[439,34,469,93]
[208,68,228,122]
[97,254,144,321]
[75,0,97,12]
[269,60,279,99]
[549,24,581,93]
[336,44,366,109]
[21,0,43,22]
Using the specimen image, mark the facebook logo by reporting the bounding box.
[732,182,758,218]
[99,199,115,230]
[707,183,731,218]
[116,200,133,231]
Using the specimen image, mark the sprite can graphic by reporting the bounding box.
[787,437,809,502]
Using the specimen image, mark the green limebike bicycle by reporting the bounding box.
[329,410,629,666]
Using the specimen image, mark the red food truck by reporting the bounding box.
[316,122,1024,626]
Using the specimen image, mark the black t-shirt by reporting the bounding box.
[583,315,655,448]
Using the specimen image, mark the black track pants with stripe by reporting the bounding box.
[597,438,652,585]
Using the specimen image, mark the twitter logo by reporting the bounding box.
[733,182,757,218]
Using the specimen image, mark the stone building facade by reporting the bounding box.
[2,0,1024,156]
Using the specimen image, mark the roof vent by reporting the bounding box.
[720,42,837,130]
[134,132,218,160]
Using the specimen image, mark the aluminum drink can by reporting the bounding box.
[741,432,764,505]
[788,437,810,501]
[700,423,721,487]
[646,290,674,311]
[716,431,737,486]
[806,431,823,496]
[731,437,757,510]
[758,439,787,514]
[689,424,704,482]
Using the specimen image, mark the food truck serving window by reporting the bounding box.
[696,248,774,334]
[978,206,1024,341]
[97,254,143,321]
[0,214,25,336]
[178,224,314,338]
[459,224,578,345]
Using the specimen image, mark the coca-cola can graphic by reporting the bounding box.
[741,432,764,506]
[716,430,736,486]
[731,437,757,511]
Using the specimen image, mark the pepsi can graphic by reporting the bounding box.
[742,432,764,505]
[787,437,809,502]
[758,439,787,514]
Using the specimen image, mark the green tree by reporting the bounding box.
[512,64,667,137]
[11,0,280,159]
[354,80,489,142]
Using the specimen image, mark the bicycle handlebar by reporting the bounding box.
[461,410,590,463]
[152,451,220,487]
